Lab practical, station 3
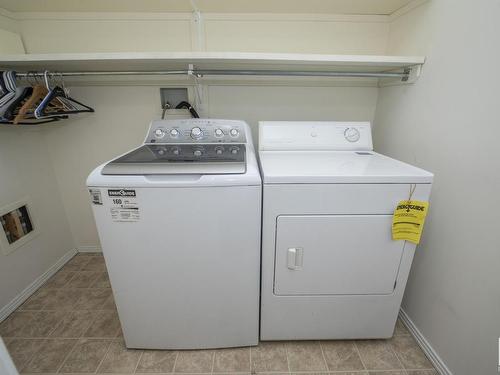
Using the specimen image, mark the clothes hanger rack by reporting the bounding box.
[14,69,410,80]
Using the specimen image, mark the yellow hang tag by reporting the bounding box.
[392,200,429,244]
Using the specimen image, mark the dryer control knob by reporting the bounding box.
[170,128,179,137]
[229,128,239,137]
[193,150,203,156]
[191,127,203,139]
[344,127,360,142]
[154,128,165,138]
[214,128,224,137]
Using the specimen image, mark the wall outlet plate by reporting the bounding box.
[160,88,189,109]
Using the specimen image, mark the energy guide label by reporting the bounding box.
[107,189,140,222]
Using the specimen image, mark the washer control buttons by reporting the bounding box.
[344,127,360,142]
[170,128,179,137]
[214,128,224,137]
[229,128,239,137]
[215,146,224,155]
[230,146,239,155]
[193,149,203,157]
[171,147,180,155]
[190,127,203,139]
[154,128,165,138]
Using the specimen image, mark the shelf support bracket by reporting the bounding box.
[190,1,205,52]
[188,64,208,117]
[403,65,422,84]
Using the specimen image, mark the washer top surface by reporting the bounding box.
[259,150,433,184]
[87,119,261,187]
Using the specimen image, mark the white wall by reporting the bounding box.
[42,85,378,249]
[11,12,389,54]
[203,15,388,54]
[374,1,500,374]
[0,9,25,53]
[0,128,75,310]
[0,10,19,33]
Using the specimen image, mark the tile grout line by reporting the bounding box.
[284,342,291,375]
[94,339,113,373]
[133,349,144,374]
[353,340,367,372]
[249,344,252,374]
[172,351,179,373]
[210,348,216,374]
[388,339,407,373]
[318,340,329,372]
[54,338,79,373]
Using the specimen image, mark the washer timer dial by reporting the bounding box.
[154,128,165,138]
[190,127,203,140]
[344,127,360,142]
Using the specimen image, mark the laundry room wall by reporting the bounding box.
[0,9,24,53]
[42,84,379,250]
[0,9,19,32]
[10,12,391,54]
[0,127,75,316]
[0,5,397,251]
[373,0,500,374]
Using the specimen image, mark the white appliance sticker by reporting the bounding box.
[89,189,102,205]
[107,189,140,222]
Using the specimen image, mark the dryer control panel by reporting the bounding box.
[146,119,247,144]
[258,121,373,151]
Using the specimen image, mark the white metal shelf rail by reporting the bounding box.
[15,68,411,81]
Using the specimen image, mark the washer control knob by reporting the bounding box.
[154,128,165,138]
[157,148,166,156]
[344,127,360,142]
[170,128,179,137]
[215,147,224,155]
[171,147,180,155]
[230,147,239,155]
[193,149,203,157]
[214,128,224,137]
[229,128,239,137]
[191,127,203,139]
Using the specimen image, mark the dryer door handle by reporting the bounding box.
[287,247,303,270]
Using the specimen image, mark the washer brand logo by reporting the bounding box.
[108,189,136,197]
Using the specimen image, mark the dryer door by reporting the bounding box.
[274,215,405,296]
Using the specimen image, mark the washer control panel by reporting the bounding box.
[145,144,245,162]
[146,119,246,144]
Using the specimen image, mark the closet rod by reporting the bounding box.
[14,69,408,79]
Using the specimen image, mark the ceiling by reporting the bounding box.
[0,0,417,15]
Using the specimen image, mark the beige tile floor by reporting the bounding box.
[0,253,438,375]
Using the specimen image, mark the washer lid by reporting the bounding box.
[259,151,433,184]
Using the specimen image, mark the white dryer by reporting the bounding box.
[87,119,261,349]
[258,121,433,340]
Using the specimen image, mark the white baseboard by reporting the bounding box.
[0,248,77,323]
[77,245,101,253]
[399,308,453,375]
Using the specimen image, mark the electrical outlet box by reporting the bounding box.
[160,88,189,109]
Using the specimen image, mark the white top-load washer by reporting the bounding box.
[258,121,433,340]
[87,119,261,349]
